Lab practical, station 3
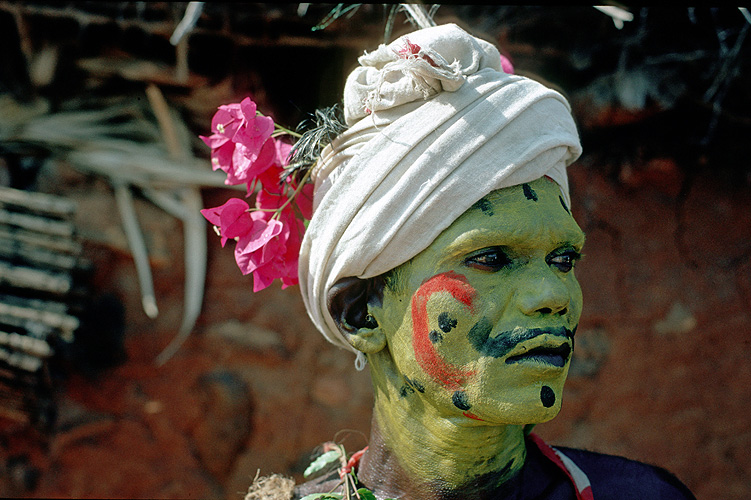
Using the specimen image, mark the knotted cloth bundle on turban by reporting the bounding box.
[298,24,582,360]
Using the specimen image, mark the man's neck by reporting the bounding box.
[357,355,528,499]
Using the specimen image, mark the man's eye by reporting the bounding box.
[465,248,511,271]
[548,250,581,273]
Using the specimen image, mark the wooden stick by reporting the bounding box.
[0,186,76,219]
[0,330,53,358]
[0,300,79,338]
[0,346,43,372]
[145,84,184,159]
[0,208,75,237]
[0,261,72,295]
[0,227,81,255]
[175,37,190,84]
[113,182,159,319]
[0,238,79,271]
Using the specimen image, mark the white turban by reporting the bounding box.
[298,24,581,356]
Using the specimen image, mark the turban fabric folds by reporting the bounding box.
[298,24,582,355]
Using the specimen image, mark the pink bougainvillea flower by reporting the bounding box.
[211,102,243,137]
[200,96,312,292]
[201,97,276,187]
[200,131,230,151]
[278,213,304,288]
[275,139,292,165]
[255,186,287,212]
[263,216,303,290]
[209,98,273,144]
[225,137,277,187]
[234,212,289,291]
[243,211,284,253]
[256,168,314,220]
[234,204,306,291]
[295,183,314,220]
[201,197,290,292]
[199,198,252,246]
[500,54,514,75]
[201,135,234,174]
[278,175,314,220]
[233,98,274,156]
[247,139,294,195]
[252,163,285,196]
[253,240,289,291]
[234,212,282,262]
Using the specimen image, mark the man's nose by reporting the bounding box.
[515,265,571,316]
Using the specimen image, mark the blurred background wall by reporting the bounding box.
[0,3,749,499]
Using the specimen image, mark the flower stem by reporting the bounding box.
[267,167,312,219]
[272,125,302,138]
[254,109,302,138]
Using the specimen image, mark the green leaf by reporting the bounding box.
[303,449,342,478]
[298,494,343,500]
[356,488,377,500]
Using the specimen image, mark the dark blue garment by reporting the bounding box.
[492,437,696,500]
[555,446,695,500]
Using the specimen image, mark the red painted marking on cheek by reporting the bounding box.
[411,271,477,390]
[462,411,485,421]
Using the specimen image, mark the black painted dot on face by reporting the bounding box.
[429,329,443,343]
[522,183,538,201]
[559,195,571,215]
[452,390,471,411]
[438,312,458,333]
[472,197,495,216]
[404,375,425,393]
[399,384,415,398]
[540,386,556,408]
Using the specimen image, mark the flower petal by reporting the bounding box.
[210,141,236,174]
[239,97,257,120]
[254,164,286,195]
[239,216,284,253]
[295,183,314,220]
[200,133,229,149]
[212,104,244,138]
[251,267,276,291]
[234,114,274,159]
[200,198,250,246]
[274,140,292,167]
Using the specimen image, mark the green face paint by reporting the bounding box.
[369,178,584,491]
[365,178,585,488]
[378,177,584,424]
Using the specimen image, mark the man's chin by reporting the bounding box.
[462,384,566,425]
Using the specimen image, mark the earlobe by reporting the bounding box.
[327,276,388,354]
[345,319,387,354]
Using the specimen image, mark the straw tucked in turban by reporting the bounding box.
[298,24,582,357]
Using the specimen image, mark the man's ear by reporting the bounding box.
[327,276,387,354]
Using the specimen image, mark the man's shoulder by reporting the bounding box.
[555,446,696,500]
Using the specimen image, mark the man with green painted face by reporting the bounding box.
[291,24,695,500]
